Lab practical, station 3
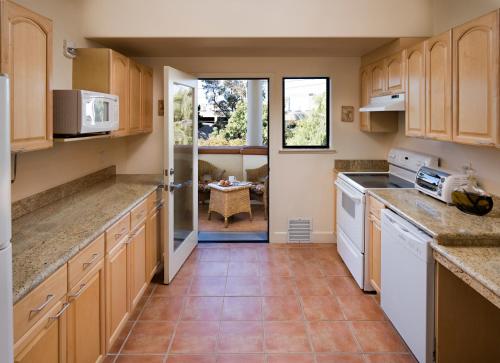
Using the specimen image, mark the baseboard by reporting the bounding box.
[270,231,335,244]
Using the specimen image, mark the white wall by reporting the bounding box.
[80,0,433,38]
[10,0,130,202]
[432,0,500,34]
[123,57,396,243]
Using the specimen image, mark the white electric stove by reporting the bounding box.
[335,148,438,290]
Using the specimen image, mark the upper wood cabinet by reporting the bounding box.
[73,48,153,137]
[385,50,406,94]
[405,42,426,137]
[1,0,53,153]
[141,64,154,133]
[359,65,398,133]
[452,10,499,146]
[425,31,453,141]
[370,59,386,96]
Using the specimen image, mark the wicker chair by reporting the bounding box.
[245,164,268,220]
[198,160,225,204]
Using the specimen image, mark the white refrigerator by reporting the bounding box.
[0,74,14,362]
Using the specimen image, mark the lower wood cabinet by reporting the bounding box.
[368,214,382,293]
[67,262,105,363]
[146,205,162,280]
[129,224,147,311]
[14,300,68,363]
[105,241,129,349]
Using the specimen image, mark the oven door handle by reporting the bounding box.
[335,181,363,203]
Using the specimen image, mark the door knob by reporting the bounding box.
[169,182,183,192]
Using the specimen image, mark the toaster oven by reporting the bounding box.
[415,166,468,204]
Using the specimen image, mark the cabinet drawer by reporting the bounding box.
[105,213,130,253]
[14,265,67,343]
[131,199,147,231]
[68,234,104,290]
[368,195,385,219]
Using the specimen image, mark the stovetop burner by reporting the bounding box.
[344,173,414,189]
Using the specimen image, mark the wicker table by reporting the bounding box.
[207,182,253,228]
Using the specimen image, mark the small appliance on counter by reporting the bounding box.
[452,166,493,216]
[415,166,468,204]
[53,90,119,136]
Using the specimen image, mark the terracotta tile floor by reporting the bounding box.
[105,243,416,363]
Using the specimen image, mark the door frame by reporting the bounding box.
[163,66,199,283]
[196,73,272,242]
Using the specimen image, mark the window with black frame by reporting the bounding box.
[282,77,330,148]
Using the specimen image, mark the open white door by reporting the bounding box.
[163,67,198,284]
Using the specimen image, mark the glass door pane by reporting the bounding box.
[173,83,194,250]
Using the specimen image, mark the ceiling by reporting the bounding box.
[87,37,396,58]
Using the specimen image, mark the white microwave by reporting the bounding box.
[53,90,119,135]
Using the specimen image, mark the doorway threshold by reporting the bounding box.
[198,231,268,243]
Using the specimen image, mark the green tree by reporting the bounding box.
[285,92,327,146]
[201,80,247,118]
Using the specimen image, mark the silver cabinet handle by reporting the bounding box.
[114,227,128,240]
[82,253,99,270]
[49,302,70,321]
[68,283,87,299]
[29,294,54,318]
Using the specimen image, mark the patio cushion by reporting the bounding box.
[250,182,266,195]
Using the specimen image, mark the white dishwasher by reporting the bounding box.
[381,209,435,363]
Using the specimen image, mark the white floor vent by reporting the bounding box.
[288,218,312,243]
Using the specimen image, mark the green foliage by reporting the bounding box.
[201,80,246,119]
[285,92,327,147]
[173,86,194,144]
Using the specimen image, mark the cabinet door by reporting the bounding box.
[385,50,405,94]
[360,66,371,131]
[370,60,386,96]
[368,214,382,293]
[2,1,53,152]
[105,242,129,349]
[405,42,426,137]
[110,51,130,137]
[67,263,105,363]
[453,11,499,146]
[141,65,154,133]
[128,61,142,133]
[146,209,160,280]
[426,31,453,141]
[14,301,68,363]
[129,224,147,310]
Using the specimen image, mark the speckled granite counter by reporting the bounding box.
[12,174,162,304]
[367,188,500,246]
[432,243,500,309]
[368,188,500,308]
[334,159,389,173]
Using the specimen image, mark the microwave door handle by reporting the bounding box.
[335,181,363,203]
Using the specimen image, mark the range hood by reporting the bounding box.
[359,93,405,112]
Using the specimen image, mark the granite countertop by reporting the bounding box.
[368,188,500,308]
[333,159,389,173]
[431,243,500,309]
[367,188,500,246]
[12,174,162,304]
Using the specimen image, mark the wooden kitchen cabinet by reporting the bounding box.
[425,31,453,141]
[359,65,398,133]
[73,48,153,137]
[367,196,384,294]
[146,206,161,280]
[1,0,53,153]
[66,261,105,363]
[452,10,499,146]
[128,60,142,134]
[141,64,154,133]
[14,300,68,363]
[370,59,386,96]
[129,224,147,310]
[105,241,129,349]
[405,41,426,137]
[385,50,405,94]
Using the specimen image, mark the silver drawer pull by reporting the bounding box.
[83,253,99,269]
[68,283,87,299]
[114,227,128,240]
[29,294,55,318]
[49,302,70,321]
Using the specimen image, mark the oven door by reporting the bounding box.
[335,178,365,253]
[80,94,119,134]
